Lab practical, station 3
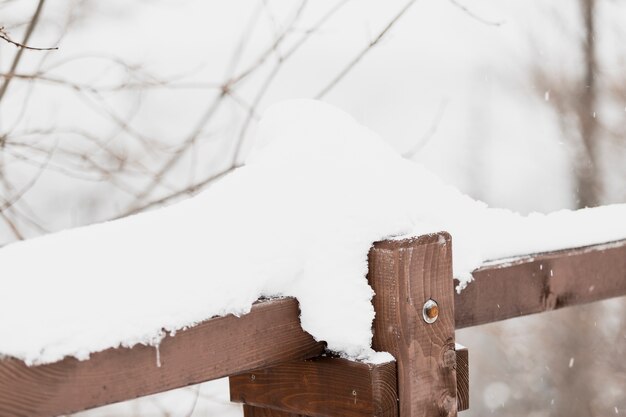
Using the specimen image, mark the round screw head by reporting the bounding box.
[422,299,439,324]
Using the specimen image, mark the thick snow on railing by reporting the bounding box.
[1,99,625,366]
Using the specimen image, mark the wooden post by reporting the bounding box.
[369,233,457,417]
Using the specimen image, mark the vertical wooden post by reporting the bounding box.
[369,233,457,417]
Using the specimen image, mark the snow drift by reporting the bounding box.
[1,99,625,365]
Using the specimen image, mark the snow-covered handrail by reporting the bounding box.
[457,238,626,328]
[0,235,624,417]
[0,299,324,417]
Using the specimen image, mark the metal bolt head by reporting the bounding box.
[423,299,439,324]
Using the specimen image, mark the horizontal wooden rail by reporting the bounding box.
[0,299,325,417]
[230,346,469,417]
[230,357,398,417]
[0,238,624,417]
[456,239,626,328]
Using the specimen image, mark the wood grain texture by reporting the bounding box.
[456,240,626,329]
[234,349,471,416]
[244,404,305,417]
[369,233,457,417]
[3,238,623,417]
[0,298,324,417]
[230,357,398,417]
[455,345,469,412]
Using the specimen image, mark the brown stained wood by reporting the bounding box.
[3,237,623,417]
[456,240,626,329]
[233,349,470,416]
[0,298,325,417]
[369,233,457,417]
[230,357,398,417]
[455,345,469,412]
[244,404,306,417]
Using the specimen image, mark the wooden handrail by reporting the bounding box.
[456,239,626,328]
[0,238,624,417]
[0,299,324,417]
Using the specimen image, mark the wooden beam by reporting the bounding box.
[369,234,458,417]
[231,348,470,416]
[0,298,325,417]
[1,238,623,417]
[230,357,398,417]
[456,240,626,329]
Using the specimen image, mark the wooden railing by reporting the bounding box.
[1,234,624,417]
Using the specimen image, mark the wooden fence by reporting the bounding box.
[1,233,624,417]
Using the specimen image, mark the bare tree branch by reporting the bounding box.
[229,0,308,86]
[123,0,341,213]
[0,209,24,240]
[0,139,55,212]
[402,99,449,158]
[448,0,503,27]
[316,0,418,99]
[117,164,241,218]
[0,0,50,105]
[0,26,58,51]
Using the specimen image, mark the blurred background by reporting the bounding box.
[1,0,624,415]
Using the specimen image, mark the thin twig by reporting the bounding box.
[0,0,50,105]
[125,90,228,207]
[229,0,308,86]
[182,386,201,417]
[232,0,349,163]
[224,3,264,78]
[122,0,350,217]
[0,138,56,212]
[403,99,449,158]
[116,164,241,218]
[448,0,503,27]
[0,209,24,240]
[0,27,58,51]
[316,0,418,99]
[123,0,311,211]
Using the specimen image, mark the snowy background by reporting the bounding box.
[1,0,625,415]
